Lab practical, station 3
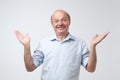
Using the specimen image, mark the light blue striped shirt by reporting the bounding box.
[33,33,89,80]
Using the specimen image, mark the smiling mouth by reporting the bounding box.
[57,26,66,29]
[57,27,65,30]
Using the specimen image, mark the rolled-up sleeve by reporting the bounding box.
[32,43,44,68]
[81,42,89,68]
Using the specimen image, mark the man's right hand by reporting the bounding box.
[15,30,30,47]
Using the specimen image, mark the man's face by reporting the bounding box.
[51,11,70,35]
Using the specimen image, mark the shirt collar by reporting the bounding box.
[50,33,75,42]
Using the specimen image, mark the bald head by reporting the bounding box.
[51,9,71,23]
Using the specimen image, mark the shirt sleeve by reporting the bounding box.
[32,43,44,68]
[81,41,89,68]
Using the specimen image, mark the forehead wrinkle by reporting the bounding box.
[51,9,70,21]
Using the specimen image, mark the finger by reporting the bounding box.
[14,30,24,40]
[93,34,98,39]
[99,32,109,42]
[101,32,109,39]
[14,30,21,37]
[14,30,20,34]
[25,33,30,39]
[94,34,98,38]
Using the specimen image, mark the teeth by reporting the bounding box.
[57,26,65,28]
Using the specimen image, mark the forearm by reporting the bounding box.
[86,45,97,72]
[86,32,109,72]
[24,45,36,72]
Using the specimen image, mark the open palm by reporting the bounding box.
[91,32,109,46]
[15,30,30,46]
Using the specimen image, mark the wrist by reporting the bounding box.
[90,44,96,49]
[24,44,30,49]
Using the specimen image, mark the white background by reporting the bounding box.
[0,0,120,80]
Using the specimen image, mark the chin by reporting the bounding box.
[57,32,66,35]
[56,29,67,34]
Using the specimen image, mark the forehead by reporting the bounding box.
[52,10,68,19]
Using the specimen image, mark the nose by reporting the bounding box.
[58,21,63,25]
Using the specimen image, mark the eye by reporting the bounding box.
[52,20,59,23]
[61,18,68,22]
[62,19,67,22]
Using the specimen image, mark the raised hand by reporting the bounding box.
[15,30,30,47]
[90,32,109,46]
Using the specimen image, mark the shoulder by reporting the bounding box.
[70,34,88,47]
[38,35,53,44]
[70,34,86,43]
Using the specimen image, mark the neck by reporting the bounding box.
[56,32,69,41]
